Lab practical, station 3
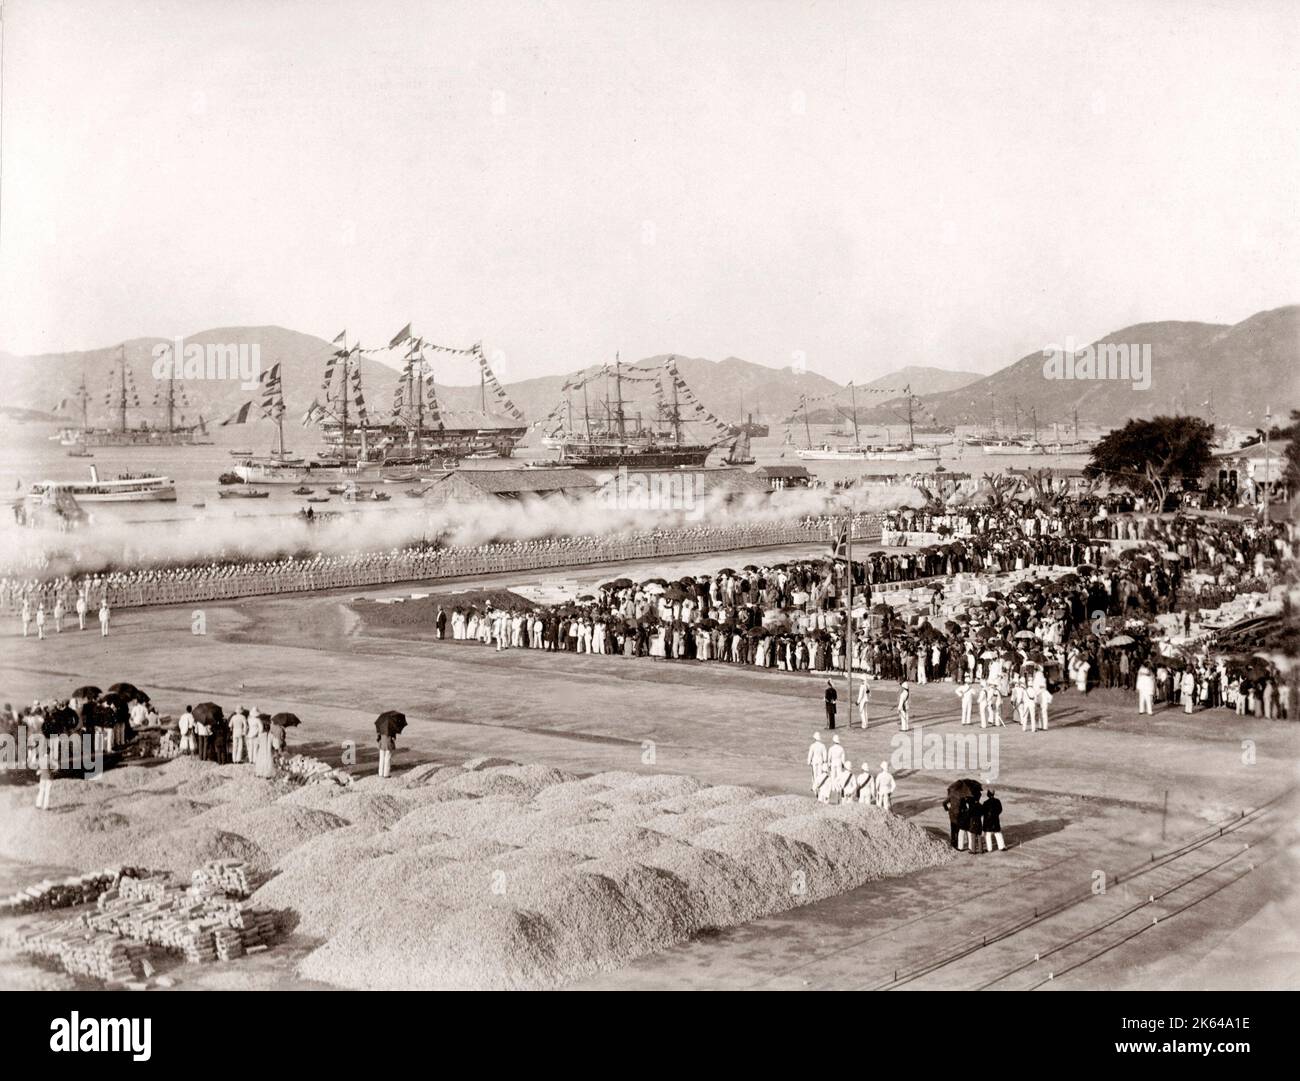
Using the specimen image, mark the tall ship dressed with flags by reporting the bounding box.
[540,356,727,468]
[229,325,528,484]
[53,345,210,448]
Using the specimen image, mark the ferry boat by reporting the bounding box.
[26,467,177,504]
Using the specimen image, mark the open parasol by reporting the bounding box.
[71,685,102,701]
[192,702,224,728]
[269,712,302,728]
[107,682,149,703]
[375,710,407,737]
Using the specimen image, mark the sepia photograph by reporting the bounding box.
[0,0,1296,1043]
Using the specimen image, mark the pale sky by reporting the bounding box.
[1,0,1297,383]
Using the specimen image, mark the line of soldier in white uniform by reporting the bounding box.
[19,595,111,639]
[806,732,896,808]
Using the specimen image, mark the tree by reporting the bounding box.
[1084,416,1215,510]
[980,472,1023,511]
[1270,409,1300,491]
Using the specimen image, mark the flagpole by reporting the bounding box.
[845,500,853,715]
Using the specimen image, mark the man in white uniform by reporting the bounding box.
[806,732,829,795]
[1136,663,1155,715]
[99,601,111,637]
[876,761,896,811]
[957,677,975,725]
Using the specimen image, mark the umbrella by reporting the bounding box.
[107,682,148,703]
[375,710,407,737]
[1105,635,1135,646]
[947,778,983,803]
[642,583,665,595]
[192,702,224,728]
[71,685,102,701]
[98,692,129,722]
[576,594,595,603]
[269,712,302,728]
[1013,630,1037,640]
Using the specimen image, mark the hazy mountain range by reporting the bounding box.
[2,306,1294,433]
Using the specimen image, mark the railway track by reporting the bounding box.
[866,791,1288,991]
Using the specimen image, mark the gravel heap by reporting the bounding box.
[257,762,953,990]
[1,754,952,990]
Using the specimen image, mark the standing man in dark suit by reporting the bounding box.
[982,789,1006,852]
[824,680,837,729]
[435,606,447,640]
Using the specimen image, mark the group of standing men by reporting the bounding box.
[806,732,897,809]
[19,595,110,639]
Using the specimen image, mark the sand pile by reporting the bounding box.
[2,755,952,991]
[272,762,953,990]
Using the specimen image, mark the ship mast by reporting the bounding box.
[802,396,812,448]
[906,385,916,447]
[668,360,683,445]
[582,381,591,439]
[76,372,90,432]
[849,382,860,446]
[613,353,626,440]
[339,335,350,465]
[118,345,128,432]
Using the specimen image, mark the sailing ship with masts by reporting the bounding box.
[543,356,725,468]
[795,383,941,462]
[54,345,211,448]
[319,329,527,464]
[231,326,527,484]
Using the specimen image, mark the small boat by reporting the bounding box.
[403,489,425,498]
[66,446,94,458]
[192,501,206,509]
[228,448,253,457]
[326,484,348,495]
[292,486,314,495]
[369,491,391,502]
[306,496,330,503]
[382,472,419,483]
[218,487,270,499]
[218,472,244,485]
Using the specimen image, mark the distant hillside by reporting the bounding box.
[4,307,1291,433]
[803,365,981,423]
[1,334,856,430]
[856,306,1300,430]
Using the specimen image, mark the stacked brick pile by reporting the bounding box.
[284,753,352,786]
[190,859,267,899]
[81,866,280,967]
[0,870,118,915]
[1,924,149,983]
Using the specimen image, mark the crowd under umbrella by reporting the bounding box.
[375,710,407,738]
[107,682,149,703]
[41,707,79,737]
[192,702,224,729]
